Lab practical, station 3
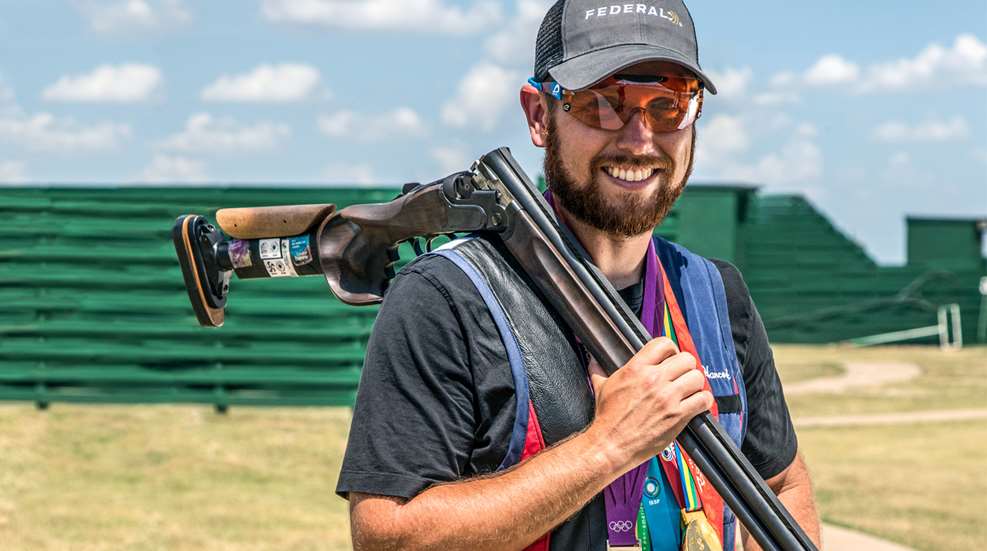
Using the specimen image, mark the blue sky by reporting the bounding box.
[0,0,985,263]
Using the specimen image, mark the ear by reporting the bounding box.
[520,85,550,148]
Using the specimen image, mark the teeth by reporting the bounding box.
[604,166,655,182]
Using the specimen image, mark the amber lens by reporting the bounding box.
[563,79,699,132]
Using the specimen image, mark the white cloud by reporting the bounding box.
[873,116,970,143]
[141,154,207,182]
[159,113,290,154]
[42,64,162,103]
[696,114,824,194]
[201,64,322,103]
[706,67,752,100]
[696,114,750,165]
[261,0,502,34]
[745,139,823,187]
[323,162,375,185]
[317,107,425,141]
[441,62,518,132]
[795,123,818,138]
[752,92,799,106]
[861,34,987,92]
[74,0,190,33]
[769,72,797,88]
[0,160,26,183]
[431,145,470,174]
[804,54,860,86]
[0,113,131,152]
[484,0,553,67]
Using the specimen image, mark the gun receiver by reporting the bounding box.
[171,147,816,551]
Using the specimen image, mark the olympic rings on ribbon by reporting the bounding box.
[608,520,633,532]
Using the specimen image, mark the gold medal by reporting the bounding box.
[681,510,723,551]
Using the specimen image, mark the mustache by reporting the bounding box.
[591,154,672,172]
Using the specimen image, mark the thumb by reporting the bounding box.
[587,356,608,396]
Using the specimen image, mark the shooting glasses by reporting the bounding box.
[528,74,704,132]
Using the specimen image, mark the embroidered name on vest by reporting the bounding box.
[703,364,731,380]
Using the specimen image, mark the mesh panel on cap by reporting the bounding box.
[533,0,565,81]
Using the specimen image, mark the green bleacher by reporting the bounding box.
[1,185,983,408]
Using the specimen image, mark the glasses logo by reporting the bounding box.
[584,5,684,27]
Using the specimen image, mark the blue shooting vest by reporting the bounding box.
[413,234,747,551]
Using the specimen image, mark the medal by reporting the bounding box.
[681,510,723,551]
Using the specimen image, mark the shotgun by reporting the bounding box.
[172,147,817,551]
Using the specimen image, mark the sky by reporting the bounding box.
[0,0,985,264]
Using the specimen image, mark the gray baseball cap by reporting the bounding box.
[533,0,717,94]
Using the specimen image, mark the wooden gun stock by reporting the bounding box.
[216,204,336,239]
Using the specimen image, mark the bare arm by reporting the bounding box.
[350,426,615,551]
[349,338,714,551]
[740,452,821,551]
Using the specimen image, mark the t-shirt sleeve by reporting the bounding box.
[711,259,798,480]
[335,259,477,500]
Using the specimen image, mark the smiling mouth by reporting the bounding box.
[601,165,664,183]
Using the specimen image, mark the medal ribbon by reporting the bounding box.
[543,190,723,548]
[653,260,726,548]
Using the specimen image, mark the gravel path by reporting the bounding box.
[796,408,987,428]
[785,362,921,395]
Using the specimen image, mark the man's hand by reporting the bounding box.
[347,337,713,551]
[586,336,715,472]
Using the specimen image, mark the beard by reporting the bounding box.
[543,114,696,238]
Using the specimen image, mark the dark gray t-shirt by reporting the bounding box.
[336,252,797,501]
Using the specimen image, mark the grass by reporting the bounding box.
[0,405,353,550]
[0,345,984,550]
[798,421,987,551]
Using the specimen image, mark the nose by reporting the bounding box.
[614,108,658,156]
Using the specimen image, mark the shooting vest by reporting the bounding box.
[421,234,748,551]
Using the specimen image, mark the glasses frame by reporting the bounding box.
[527,76,705,132]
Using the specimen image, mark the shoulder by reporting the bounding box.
[384,249,479,313]
[706,258,760,372]
[707,258,754,316]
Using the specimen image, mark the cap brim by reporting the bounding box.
[548,44,718,94]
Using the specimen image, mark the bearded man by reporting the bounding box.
[336,1,821,550]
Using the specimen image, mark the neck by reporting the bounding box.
[553,198,652,290]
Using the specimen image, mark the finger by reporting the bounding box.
[678,389,715,418]
[659,352,699,382]
[587,357,608,395]
[634,336,679,367]
[668,367,707,397]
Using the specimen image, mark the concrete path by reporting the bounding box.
[797,408,987,428]
[785,362,921,395]
[821,523,915,551]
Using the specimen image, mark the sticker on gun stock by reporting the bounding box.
[289,235,312,266]
[262,239,298,278]
[264,258,296,277]
[228,239,253,269]
[259,238,282,260]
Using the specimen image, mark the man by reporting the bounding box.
[336,1,821,549]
